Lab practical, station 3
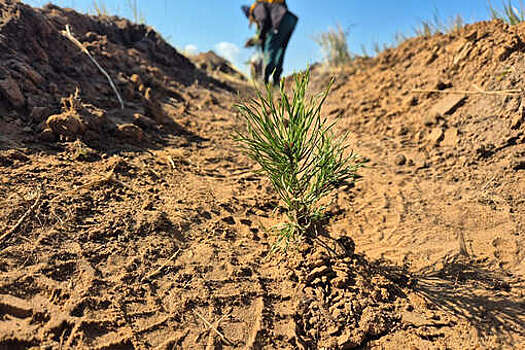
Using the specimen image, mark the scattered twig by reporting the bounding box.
[194,311,233,345]
[0,190,42,246]
[51,170,130,203]
[141,248,181,282]
[140,160,162,179]
[10,190,29,204]
[411,88,523,96]
[77,170,116,191]
[481,173,499,192]
[472,84,484,93]
[167,156,176,170]
[18,235,32,244]
[313,236,339,257]
[216,313,231,324]
[58,327,67,350]
[64,323,80,349]
[61,24,125,110]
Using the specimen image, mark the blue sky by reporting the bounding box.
[24,1,514,74]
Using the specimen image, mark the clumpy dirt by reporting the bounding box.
[0,1,524,349]
[190,51,246,82]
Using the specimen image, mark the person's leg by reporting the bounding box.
[264,32,280,85]
[272,13,298,84]
[272,47,285,85]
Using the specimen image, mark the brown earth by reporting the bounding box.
[0,1,524,349]
[190,51,246,82]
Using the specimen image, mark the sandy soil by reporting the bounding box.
[0,1,524,349]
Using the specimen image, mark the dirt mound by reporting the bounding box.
[191,50,246,81]
[1,1,524,348]
[308,19,525,348]
[0,0,233,148]
[313,19,525,168]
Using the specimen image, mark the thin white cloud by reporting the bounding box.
[214,42,241,65]
[183,44,198,56]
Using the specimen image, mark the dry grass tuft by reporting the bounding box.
[314,24,352,68]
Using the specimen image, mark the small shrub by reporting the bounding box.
[372,42,383,56]
[92,0,109,17]
[127,0,146,24]
[414,10,465,37]
[489,0,525,25]
[89,0,146,24]
[235,71,363,251]
[414,20,436,37]
[448,14,465,33]
[314,24,352,67]
[393,32,408,46]
[360,44,369,58]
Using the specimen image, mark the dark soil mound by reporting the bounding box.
[0,0,231,148]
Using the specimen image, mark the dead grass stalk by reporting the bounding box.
[61,24,125,110]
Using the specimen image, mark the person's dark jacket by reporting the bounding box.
[252,2,292,42]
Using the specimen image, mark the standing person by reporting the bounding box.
[242,1,298,86]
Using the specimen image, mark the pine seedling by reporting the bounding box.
[235,71,363,251]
